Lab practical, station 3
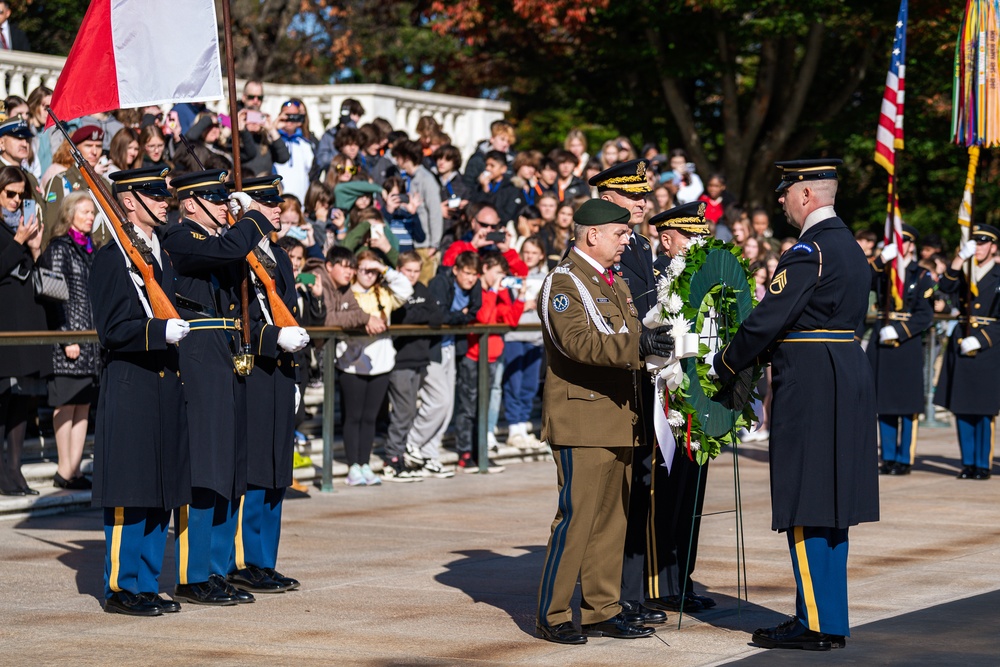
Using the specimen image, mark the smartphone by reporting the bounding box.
[21,198,36,223]
[246,110,264,125]
[397,193,410,204]
[486,231,506,244]
[370,222,385,240]
[296,273,316,286]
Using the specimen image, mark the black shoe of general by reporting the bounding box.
[957,465,976,479]
[536,621,587,645]
[582,613,655,638]
[173,578,239,606]
[620,599,667,625]
[645,594,705,613]
[686,592,717,609]
[104,590,163,616]
[261,566,300,591]
[141,592,180,613]
[212,573,255,603]
[974,467,992,480]
[229,565,291,593]
[751,616,846,651]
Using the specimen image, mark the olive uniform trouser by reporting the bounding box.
[537,445,633,627]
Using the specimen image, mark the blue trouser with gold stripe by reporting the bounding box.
[233,485,285,571]
[174,487,238,585]
[878,414,918,465]
[788,526,850,636]
[956,415,996,470]
[103,507,171,599]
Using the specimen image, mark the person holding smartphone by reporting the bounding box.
[238,106,289,177]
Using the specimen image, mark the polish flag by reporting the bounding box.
[47,0,223,124]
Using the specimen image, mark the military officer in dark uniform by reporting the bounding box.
[535,199,674,645]
[644,201,718,614]
[0,119,43,215]
[587,159,666,626]
[934,224,1000,480]
[92,167,192,616]
[867,224,935,475]
[229,176,310,593]
[711,159,878,650]
[160,169,270,606]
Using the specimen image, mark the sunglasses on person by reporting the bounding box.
[335,165,358,174]
[245,94,263,101]
[475,218,502,229]
[358,267,382,276]
[4,189,23,199]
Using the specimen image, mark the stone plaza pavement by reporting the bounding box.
[1,424,998,666]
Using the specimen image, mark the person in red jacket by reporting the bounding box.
[454,251,525,473]
[440,202,528,277]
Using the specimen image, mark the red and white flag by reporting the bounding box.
[48,0,223,123]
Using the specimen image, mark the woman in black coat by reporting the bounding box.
[41,191,101,490]
[0,165,51,495]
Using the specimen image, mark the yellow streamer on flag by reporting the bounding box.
[958,146,980,296]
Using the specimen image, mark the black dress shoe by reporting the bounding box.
[261,567,300,591]
[686,592,717,609]
[878,462,894,475]
[173,578,239,606]
[974,467,992,480]
[228,565,289,593]
[536,621,587,645]
[20,486,39,496]
[0,486,25,496]
[620,599,667,625]
[141,592,180,613]
[582,613,655,638]
[645,594,705,613]
[211,574,255,603]
[105,590,163,616]
[752,616,846,651]
[889,463,911,475]
[957,465,976,479]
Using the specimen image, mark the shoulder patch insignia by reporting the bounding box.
[46,192,57,202]
[790,243,813,254]
[191,232,207,240]
[924,287,934,299]
[552,293,570,313]
[769,269,787,295]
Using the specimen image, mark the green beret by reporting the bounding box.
[573,199,630,226]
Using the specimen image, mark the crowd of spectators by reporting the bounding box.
[0,75,978,489]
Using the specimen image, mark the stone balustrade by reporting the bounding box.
[0,49,509,162]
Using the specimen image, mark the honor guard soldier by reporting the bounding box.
[868,224,936,475]
[711,159,878,650]
[535,199,674,645]
[588,159,666,626]
[934,223,1000,480]
[160,169,269,606]
[92,167,192,615]
[229,176,310,593]
[644,201,717,613]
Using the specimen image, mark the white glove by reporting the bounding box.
[165,319,190,344]
[294,385,301,413]
[960,336,982,356]
[228,191,254,218]
[704,350,719,380]
[959,240,977,261]
[879,326,899,343]
[277,326,310,353]
[880,243,898,262]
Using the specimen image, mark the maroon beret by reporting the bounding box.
[71,125,104,144]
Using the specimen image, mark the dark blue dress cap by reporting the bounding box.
[573,198,630,226]
[650,201,710,235]
[109,166,172,199]
[171,169,230,202]
[588,159,653,194]
[972,224,1000,243]
[774,158,843,193]
[899,223,918,243]
[231,175,285,206]
[0,119,32,139]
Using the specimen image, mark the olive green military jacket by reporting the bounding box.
[540,249,642,448]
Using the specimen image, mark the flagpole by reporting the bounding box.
[883,176,895,325]
[220,0,253,364]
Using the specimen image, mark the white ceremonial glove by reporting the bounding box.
[960,336,982,356]
[959,240,977,261]
[165,319,190,344]
[879,326,899,343]
[704,350,719,380]
[880,243,898,262]
[294,385,301,413]
[277,326,310,353]
[228,191,254,218]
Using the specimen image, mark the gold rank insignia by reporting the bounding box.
[191,232,207,240]
[769,269,787,295]
[924,287,934,298]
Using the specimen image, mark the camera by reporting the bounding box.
[246,110,264,125]
[397,194,410,204]
[447,194,461,209]
[486,231,506,244]
[284,113,304,123]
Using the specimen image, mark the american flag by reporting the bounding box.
[875,0,907,174]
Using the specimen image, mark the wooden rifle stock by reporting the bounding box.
[226,211,298,327]
[47,110,178,320]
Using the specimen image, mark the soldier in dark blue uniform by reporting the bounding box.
[711,159,878,650]
[645,202,717,614]
[93,167,192,616]
[229,176,310,593]
[867,224,936,475]
[588,159,666,627]
[934,224,1000,480]
[160,170,270,606]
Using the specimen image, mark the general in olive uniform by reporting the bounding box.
[712,160,878,650]
[867,224,935,475]
[160,169,270,606]
[535,199,674,645]
[933,223,1000,480]
[231,176,310,593]
[92,167,192,616]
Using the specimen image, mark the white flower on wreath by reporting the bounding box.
[666,314,690,341]
[667,409,684,428]
[656,276,673,303]
[663,292,683,315]
[666,254,686,280]
[687,235,706,249]
[690,440,701,452]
